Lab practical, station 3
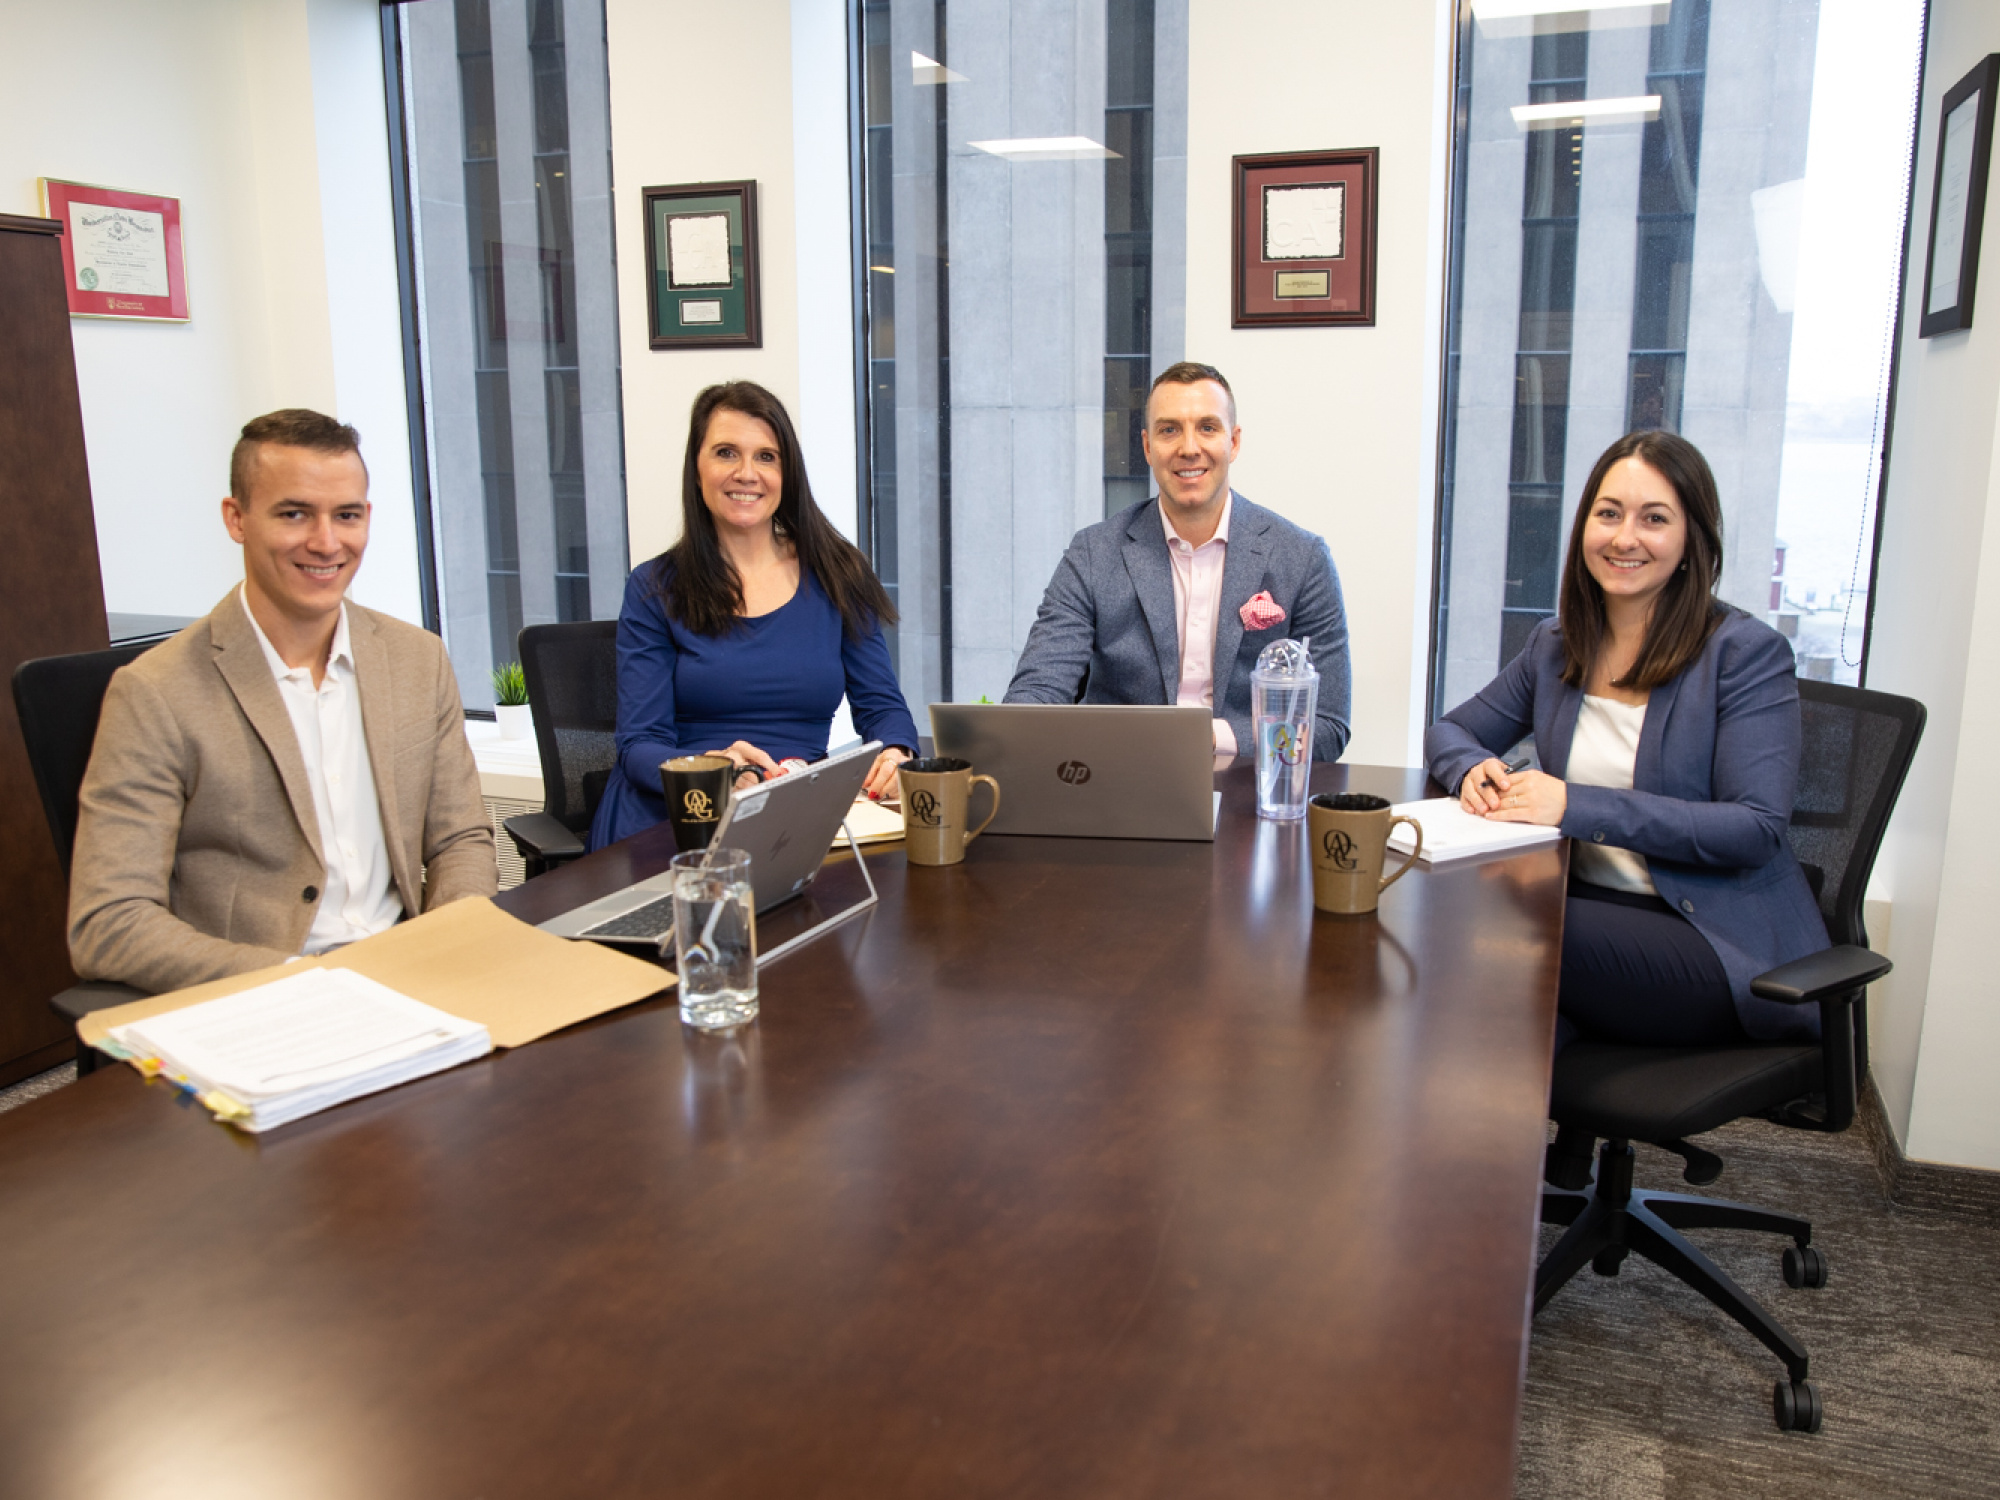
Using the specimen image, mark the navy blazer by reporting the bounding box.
[1004,493,1352,759]
[1424,610,1828,1042]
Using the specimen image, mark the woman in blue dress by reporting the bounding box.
[1424,431,1829,1066]
[588,381,921,850]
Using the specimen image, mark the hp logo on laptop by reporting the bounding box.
[1056,760,1092,785]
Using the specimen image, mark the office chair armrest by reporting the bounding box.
[1749,944,1891,1006]
[50,981,148,1023]
[503,811,586,862]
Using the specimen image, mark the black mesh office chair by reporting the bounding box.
[1535,680,1925,1433]
[12,644,159,1069]
[502,619,619,878]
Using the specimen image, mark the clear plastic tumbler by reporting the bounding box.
[671,847,759,1030]
[1252,637,1318,820]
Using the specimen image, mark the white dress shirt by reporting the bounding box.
[240,587,404,951]
[1566,694,1656,895]
[1161,493,1237,755]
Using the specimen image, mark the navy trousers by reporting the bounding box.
[1556,880,1744,1052]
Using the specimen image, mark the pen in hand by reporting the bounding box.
[1482,755,1532,793]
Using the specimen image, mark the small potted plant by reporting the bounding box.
[492,661,532,740]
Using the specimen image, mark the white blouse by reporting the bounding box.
[1566,695,1656,895]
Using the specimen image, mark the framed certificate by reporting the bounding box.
[642,180,761,349]
[1232,149,1378,329]
[1919,54,2000,339]
[38,178,190,322]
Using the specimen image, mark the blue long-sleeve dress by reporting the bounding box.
[587,562,923,850]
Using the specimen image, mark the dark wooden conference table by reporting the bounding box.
[0,761,1565,1499]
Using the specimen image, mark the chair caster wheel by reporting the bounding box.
[1591,1246,1627,1277]
[1783,1245,1828,1289]
[1773,1379,1823,1432]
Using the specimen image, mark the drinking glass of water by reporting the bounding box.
[670,847,758,1031]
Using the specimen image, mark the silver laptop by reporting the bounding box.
[539,740,881,945]
[929,704,1217,841]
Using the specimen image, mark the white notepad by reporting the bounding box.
[108,967,492,1133]
[837,793,909,847]
[1387,797,1565,867]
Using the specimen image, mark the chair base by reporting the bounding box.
[1536,1138,1825,1432]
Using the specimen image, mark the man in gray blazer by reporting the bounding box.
[69,409,497,995]
[1006,362,1351,759]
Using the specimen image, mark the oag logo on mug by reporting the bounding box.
[1056,760,1092,785]
[909,788,943,828]
[1322,828,1359,871]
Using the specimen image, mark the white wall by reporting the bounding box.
[1865,0,2000,1170]
[0,0,423,627]
[1182,0,1454,766]
[605,0,803,566]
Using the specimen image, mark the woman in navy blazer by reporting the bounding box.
[1425,431,1827,1052]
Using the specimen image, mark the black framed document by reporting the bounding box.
[643,180,761,350]
[1919,55,1999,339]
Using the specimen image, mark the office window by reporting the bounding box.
[855,0,1187,707]
[1432,0,1925,715]
[386,0,627,710]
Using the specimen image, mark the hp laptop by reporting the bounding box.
[929,704,1217,841]
[539,740,881,945]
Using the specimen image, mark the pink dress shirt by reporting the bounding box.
[1161,495,1237,755]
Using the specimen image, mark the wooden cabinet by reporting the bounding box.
[0,214,108,1086]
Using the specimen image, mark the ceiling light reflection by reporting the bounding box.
[967,136,1121,161]
[1511,95,1662,130]
[911,51,967,86]
[1474,0,1667,36]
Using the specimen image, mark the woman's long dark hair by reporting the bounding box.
[653,381,897,639]
[1557,429,1725,690]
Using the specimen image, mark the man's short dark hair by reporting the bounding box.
[229,409,365,503]
[1147,362,1235,423]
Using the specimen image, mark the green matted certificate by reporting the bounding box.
[643,180,761,349]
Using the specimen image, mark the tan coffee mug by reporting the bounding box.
[898,756,1001,866]
[1307,792,1423,914]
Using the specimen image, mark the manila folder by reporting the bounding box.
[78,898,673,1052]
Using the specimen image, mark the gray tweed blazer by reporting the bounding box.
[1004,493,1352,759]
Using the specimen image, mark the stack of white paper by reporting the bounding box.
[1386,797,1565,867]
[108,968,491,1133]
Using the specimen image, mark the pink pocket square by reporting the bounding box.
[1239,591,1287,631]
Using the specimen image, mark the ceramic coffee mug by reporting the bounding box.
[661,754,735,853]
[1307,792,1423,914]
[898,756,1001,867]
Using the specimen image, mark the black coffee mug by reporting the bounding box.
[661,754,735,852]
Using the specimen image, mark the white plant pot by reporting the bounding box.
[495,703,534,741]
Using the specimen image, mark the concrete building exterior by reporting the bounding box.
[863,0,1187,708]
[403,0,627,708]
[1435,0,1818,716]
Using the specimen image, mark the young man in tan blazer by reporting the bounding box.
[69,409,498,995]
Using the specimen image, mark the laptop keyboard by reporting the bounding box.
[579,894,676,942]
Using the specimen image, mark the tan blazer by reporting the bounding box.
[69,592,499,994]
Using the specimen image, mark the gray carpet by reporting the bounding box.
[0,1061,75,1116]
[5,1062,1995,1494]
[1517,1108,2000,1497]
